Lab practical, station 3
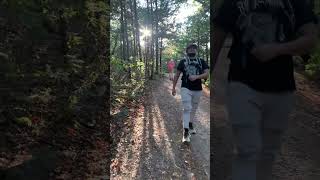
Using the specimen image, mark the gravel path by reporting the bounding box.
[111,76,210,180]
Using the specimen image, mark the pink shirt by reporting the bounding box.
[167,61,175,71]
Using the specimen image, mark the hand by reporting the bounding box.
[251,43,281,62]
[172,88,176,96]
[188,75,199,81]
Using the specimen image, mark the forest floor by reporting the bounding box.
[211,45,320,180]
[0,112,110,180]
[111,75,210,180]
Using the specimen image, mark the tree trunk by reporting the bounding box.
[146,0,150,79]
[145,36,149,79]
[119,0,126,61]
[129,0,136,60]
[159,37,163,75]
[150,0,154,79]
[133,0,142,62]
[123,1,130,61]
[111,33,119,56]
[205,42,209,64]
[155,0,159,75]
[197,28,200,57]
[123,0,131,78]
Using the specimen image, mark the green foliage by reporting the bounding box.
[0,0,109,130]
[306,45,320,78]
[68,95,78,109]
[15,117,32,127]
[161,0,210,70]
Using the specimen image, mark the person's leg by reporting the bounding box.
[169,70,173,80]
[190,90,202,124]
[181,88,192,129]
[181,88,192,141]
[257,92,294,180]
[189,90,202,133]
[226,82,263,180]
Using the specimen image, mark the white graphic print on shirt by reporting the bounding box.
[183,58,202,84]
[236,0,294,46]
[234,0,294,68]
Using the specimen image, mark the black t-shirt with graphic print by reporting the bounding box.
[213,0,315,92]
[177,57,209,91]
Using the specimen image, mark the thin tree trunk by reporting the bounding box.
[119,0,126,61]
[123,1,130,61]
[133,0,142,61]
[146,0,150,78]
[123,0,131,78]
[206,42,209,64]
[155,0,159,74]
[197,28,200,57]
[144,36,148,79]
[111,32,119,56]
[150,0,154,79]
[129,0,136,59]
[160,37,163,75]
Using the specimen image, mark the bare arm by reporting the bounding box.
[278,23,318,56]
[172,70,181,90]
[197,69,209,79]
[252,23,318,62]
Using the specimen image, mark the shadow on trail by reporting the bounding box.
[138,76,209,179]
[111,75,210,179]
[135,78,192,179]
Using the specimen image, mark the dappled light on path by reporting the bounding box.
[111,75,210,179]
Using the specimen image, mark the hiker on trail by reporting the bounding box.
[213,0,318,180]
[167,59,175,81]
[172,43,209,143]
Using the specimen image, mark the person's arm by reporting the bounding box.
[198,69,209,79]
[173,70,181,88]
[189,69,209,81]
[252,0,318,62]
[172,70,181,96]
[278,23,318,55]
[251,23,318,62]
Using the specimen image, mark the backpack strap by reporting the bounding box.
[183,57,189,70]
[197,57,202,71]
[283,0,295,29]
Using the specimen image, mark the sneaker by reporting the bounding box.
[189,128,196,134]
[182,129,191,142]
[189,123,196,134]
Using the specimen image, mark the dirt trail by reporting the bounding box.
[211,44,320,180]
[111,76,210,179]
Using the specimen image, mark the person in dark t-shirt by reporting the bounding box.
[172,43,209,143]
[213,0,318,179]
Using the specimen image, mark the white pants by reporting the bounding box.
[226,82,294,180]
[180,87,202,129]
